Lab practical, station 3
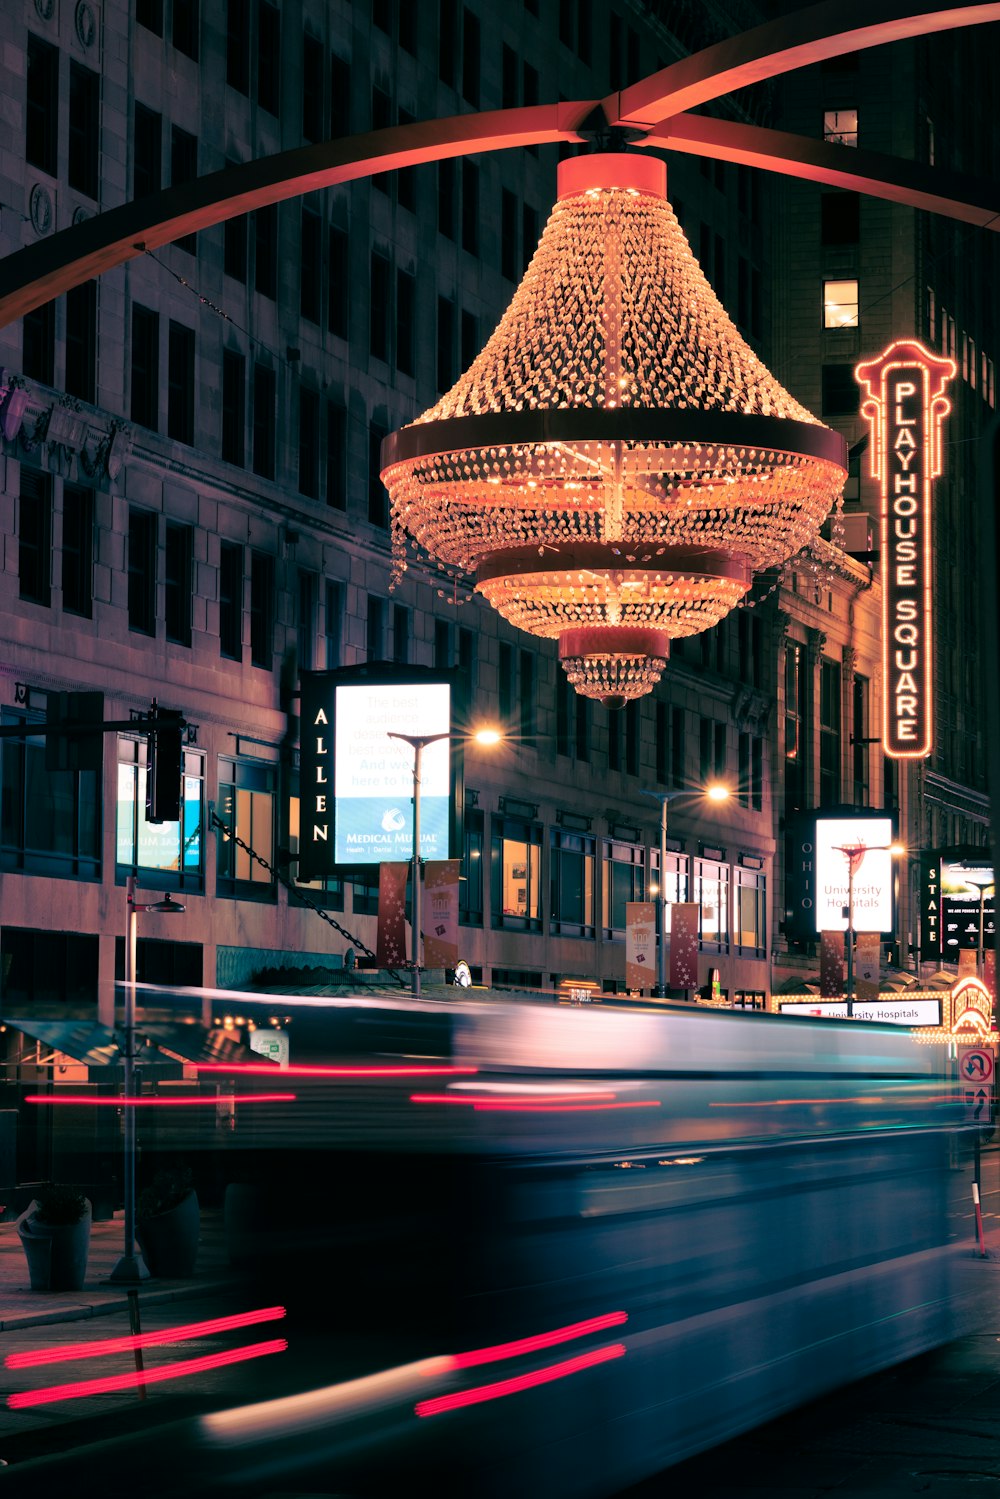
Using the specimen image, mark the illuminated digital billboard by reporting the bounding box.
[298,666,460,879]
[813,815,896,934]
[856,339,955,759]
[919,850,995,962]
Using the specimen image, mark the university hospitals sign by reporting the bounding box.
[855,340,955,759]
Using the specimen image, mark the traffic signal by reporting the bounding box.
[146,706,184,823]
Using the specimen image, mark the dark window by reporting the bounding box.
[226,0,250,92]
[397,108,417,212]
[458,626,475,688]
[399,0,416,54]
[252,363,276,479]
[461,309,478,370]
[172,0,199,59]
[137,0,163,35]
[522,204,538,274]
[368,421,388,528]
[170,126,198,254]
[821,191,860,245]
[330,54,350,137]
[575,695,590,762]
[498,642,514,724]
[559,0,574,46]
[254,204,277,299]
[714,721,727,778]
[655,700,668,783]
[738,730,751,807]
[325,580,343,668]
[19,470,52,607]
[302,33,324,142]
[549,828,595,935]
[65,280,97,403]
[462,7,480,105]
[751,737,763,812]
[503,45,519,108]
[1,719,101,880]
[556,673,571,756]
[501,190,518,281]
[671,706,685,788]
[300,202,322,323]
[23,302,55,384]
[523,61,538,154]
[128,508,157,635]
[257,0,280,114]
[250,550,275,668]
[392,603,410,664]
[699,717,713,781]
[221,348,246,465]
[434,620,452,670]
[61,484,94,619]
[223,183,247,281]
[784,642,807,811]
[130,303,159,430]
[460,807,484,926]
[326,399,347,509]
[328,225,349,338]
[26,35,58,177]
[68,61,100,199]
[167,321,195,444]
[396,268,415,377]
[371,86,391,195]
[439,0,458,86]
[298,387,320,499]
[821,363,859,417]
[297,569,316,671]
[437,297,455,392]
[370,251,391,362]
[608,706,621,772]
[819,658,841,805]
[577,0,592,62]
[853,674,870,805]
[438,159,456,239]
[625,701,640,776]
[462,160,479,253]
[133,103,162,200]
[373,0,392,33]
[520,650,535,741]
[164,521,193,646]
[366,594,384,660]
[603,840,645,934]
[219,541,243,659]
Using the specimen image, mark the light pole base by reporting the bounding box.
[108,1251,151,1284]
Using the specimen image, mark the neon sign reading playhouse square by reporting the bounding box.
[856,339,955,760]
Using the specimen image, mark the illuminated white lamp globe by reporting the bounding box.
[381,153,847,706]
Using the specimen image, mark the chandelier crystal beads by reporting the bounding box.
[381,152,847,706]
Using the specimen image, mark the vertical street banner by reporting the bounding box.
[958,947,978,977]
[855,931,881,1003]
[856,340,955,759]
[625,902,656,990]
[984,949,996,1004]
[820,929,844,997]
[376,861,409,969]
[422,859,459,969]
[669,902,700,990]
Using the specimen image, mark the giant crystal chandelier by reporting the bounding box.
[381,153,847,707]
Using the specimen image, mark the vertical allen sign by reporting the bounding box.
[855,340,955,758]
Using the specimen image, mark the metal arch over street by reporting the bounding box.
[1,0,999,328]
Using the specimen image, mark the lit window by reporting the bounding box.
[823,109,857,147]
[823,279,859,329]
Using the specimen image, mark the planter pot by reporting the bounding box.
[137,1189,200,1277]
[17,1199,92,1292]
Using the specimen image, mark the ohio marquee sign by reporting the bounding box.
[855,339,955,759]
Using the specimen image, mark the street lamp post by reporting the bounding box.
[641,784,730,1000]
[961,871,994,980]
[109,875,184,1284]
[832,842,904,1018]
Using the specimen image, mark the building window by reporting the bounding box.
[853,674,870,805]
[434,619,452,671]
[26,35,58,177]
[250,550,275,669]
[575,694,590,762]
[224,186,248,282]
[257,0,280,114]
[438,158,456,240]
[699,717,713,782]
[252,362,276,479]
[130,303,159,430]
[821,191,860,246]
[651,849,688,918]
[437,297,455,392]
[602,839,645,935]
[289,789,345,909]
[221,348,246,465]
[326,399,347,510]
[392,603,410,664]
[625,701,640,776]
[297,569,316,672]
[785,642,806,811]
[501,190,518,282]
[396,268,416,378]
[821,363,859,417]
[23,301,55,385]
[738,731,751,808]
[328,225,349,339]
[217,756,276,898]
[301,203,322,323]
[519,650,535,741]
[324,579,343,668]
[819,658,841,805]
[116,737,203,888]
[254,205,277,300]
[226,0,250,93]
[397,107,417,211]
[751,737,763,813]
[1,710,101,879]
[439,0,459,86]
[462,6,480,105]
[550,828,595,936]
[498,642,514,726]
[19,470,52,607]
[167,321,195,444]
[68,61,100,200]
[170,126,198,254]
[330,53,350,137]
[368,421,389,528]
[695,857,729,948]
[164,522,193,646]
[219,541,243,660]
[302,32,324,142]
[491,816,542,930]
[458,627,476,697]
[62,484,94,619]
[137,0,163,35]
[823,278,859,329]
[371,86,391,196]
[461,160,479,254]
[172,0,199,59]
[460,806,484,926]
[522,204,538,275]
[133,103,162,202]
[366,594,384,660]
[370,251,391,361]
[823,108,858,147]
[671,706,685,788]
[734,867,766,951]
[2,929,99,1007]
[608,707,621,772]
[714,721,727,778]
[128,508,157,635]
[65,281,97,403]
[298,386,320,499]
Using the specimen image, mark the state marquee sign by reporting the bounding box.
[856,339,955,760]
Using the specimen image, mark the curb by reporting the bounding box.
[0,1277,243,1333]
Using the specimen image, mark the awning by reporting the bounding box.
[2,1019,183,1075]
[139,1023,257,1066]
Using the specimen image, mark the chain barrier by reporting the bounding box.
[208,810,405,988]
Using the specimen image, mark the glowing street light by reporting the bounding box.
[641,783,730,999]
[387,726,502,999]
